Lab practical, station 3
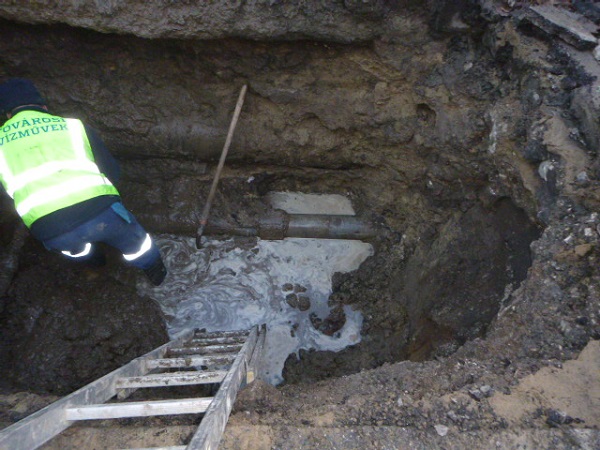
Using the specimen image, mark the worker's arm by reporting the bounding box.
[84,125,121,185]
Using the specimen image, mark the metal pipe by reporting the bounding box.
[285,214,377,240]
[203,212,379,241]
[203,223,258,237]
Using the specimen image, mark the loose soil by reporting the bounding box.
[1,1,600,449]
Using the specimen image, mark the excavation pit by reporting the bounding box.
[1,2,600,448]
[0,11,566,391]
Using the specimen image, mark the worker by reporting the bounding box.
[0,78,167,285]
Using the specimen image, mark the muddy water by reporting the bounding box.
[138,235,373,384]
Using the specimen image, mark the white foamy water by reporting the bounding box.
[138,236,373,385]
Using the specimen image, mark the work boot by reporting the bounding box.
[143,257,167,286]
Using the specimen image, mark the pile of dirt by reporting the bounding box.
[0,237,168,395]
[226,196,600,448]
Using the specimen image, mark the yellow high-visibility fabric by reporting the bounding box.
[0,110,119,226]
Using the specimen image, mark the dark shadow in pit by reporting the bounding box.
[283,197,542,383]
[400,197,542,361]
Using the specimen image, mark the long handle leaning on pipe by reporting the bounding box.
[196,84,248,248]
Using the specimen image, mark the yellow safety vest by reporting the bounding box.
[0,110,119,227]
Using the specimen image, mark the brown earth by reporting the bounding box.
[1,1,600,449]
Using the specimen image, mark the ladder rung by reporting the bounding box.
[168,344,243,356]
[66,397,213,420]
[124,447,186,450]
[147,355,236,370]
[116,371,227,389]
[194,329,249,339]
[187,336,246,345]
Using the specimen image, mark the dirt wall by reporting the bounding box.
[0,0,598,410]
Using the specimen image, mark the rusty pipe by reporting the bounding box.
[204,211,379,241]
[286,214,377,240]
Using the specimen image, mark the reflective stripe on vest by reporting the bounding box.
[16,173,113,217]
[5,159,101,198]
[0,111,119,226]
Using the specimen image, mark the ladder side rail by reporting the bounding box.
[0,329,195,450]
[245,324,266,385]
[185,326,260,450]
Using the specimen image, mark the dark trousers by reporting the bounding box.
[43,202,161,270]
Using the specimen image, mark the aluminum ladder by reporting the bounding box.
[0,325,266,450]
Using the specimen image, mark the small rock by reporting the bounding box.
[546,409,573,427]
[468,389,483,401]
[574,243,593,257]
[594,44,600,62]
[310,306,347,336]
[294,284,307,293]
[538,160,554,181]
[576,171,589,183]
[397,397,403,407]
[297,295,311,311]
[434,424,449,436]
[286,293,298,308]
[575,316,589,326]
[480,385,493,397]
